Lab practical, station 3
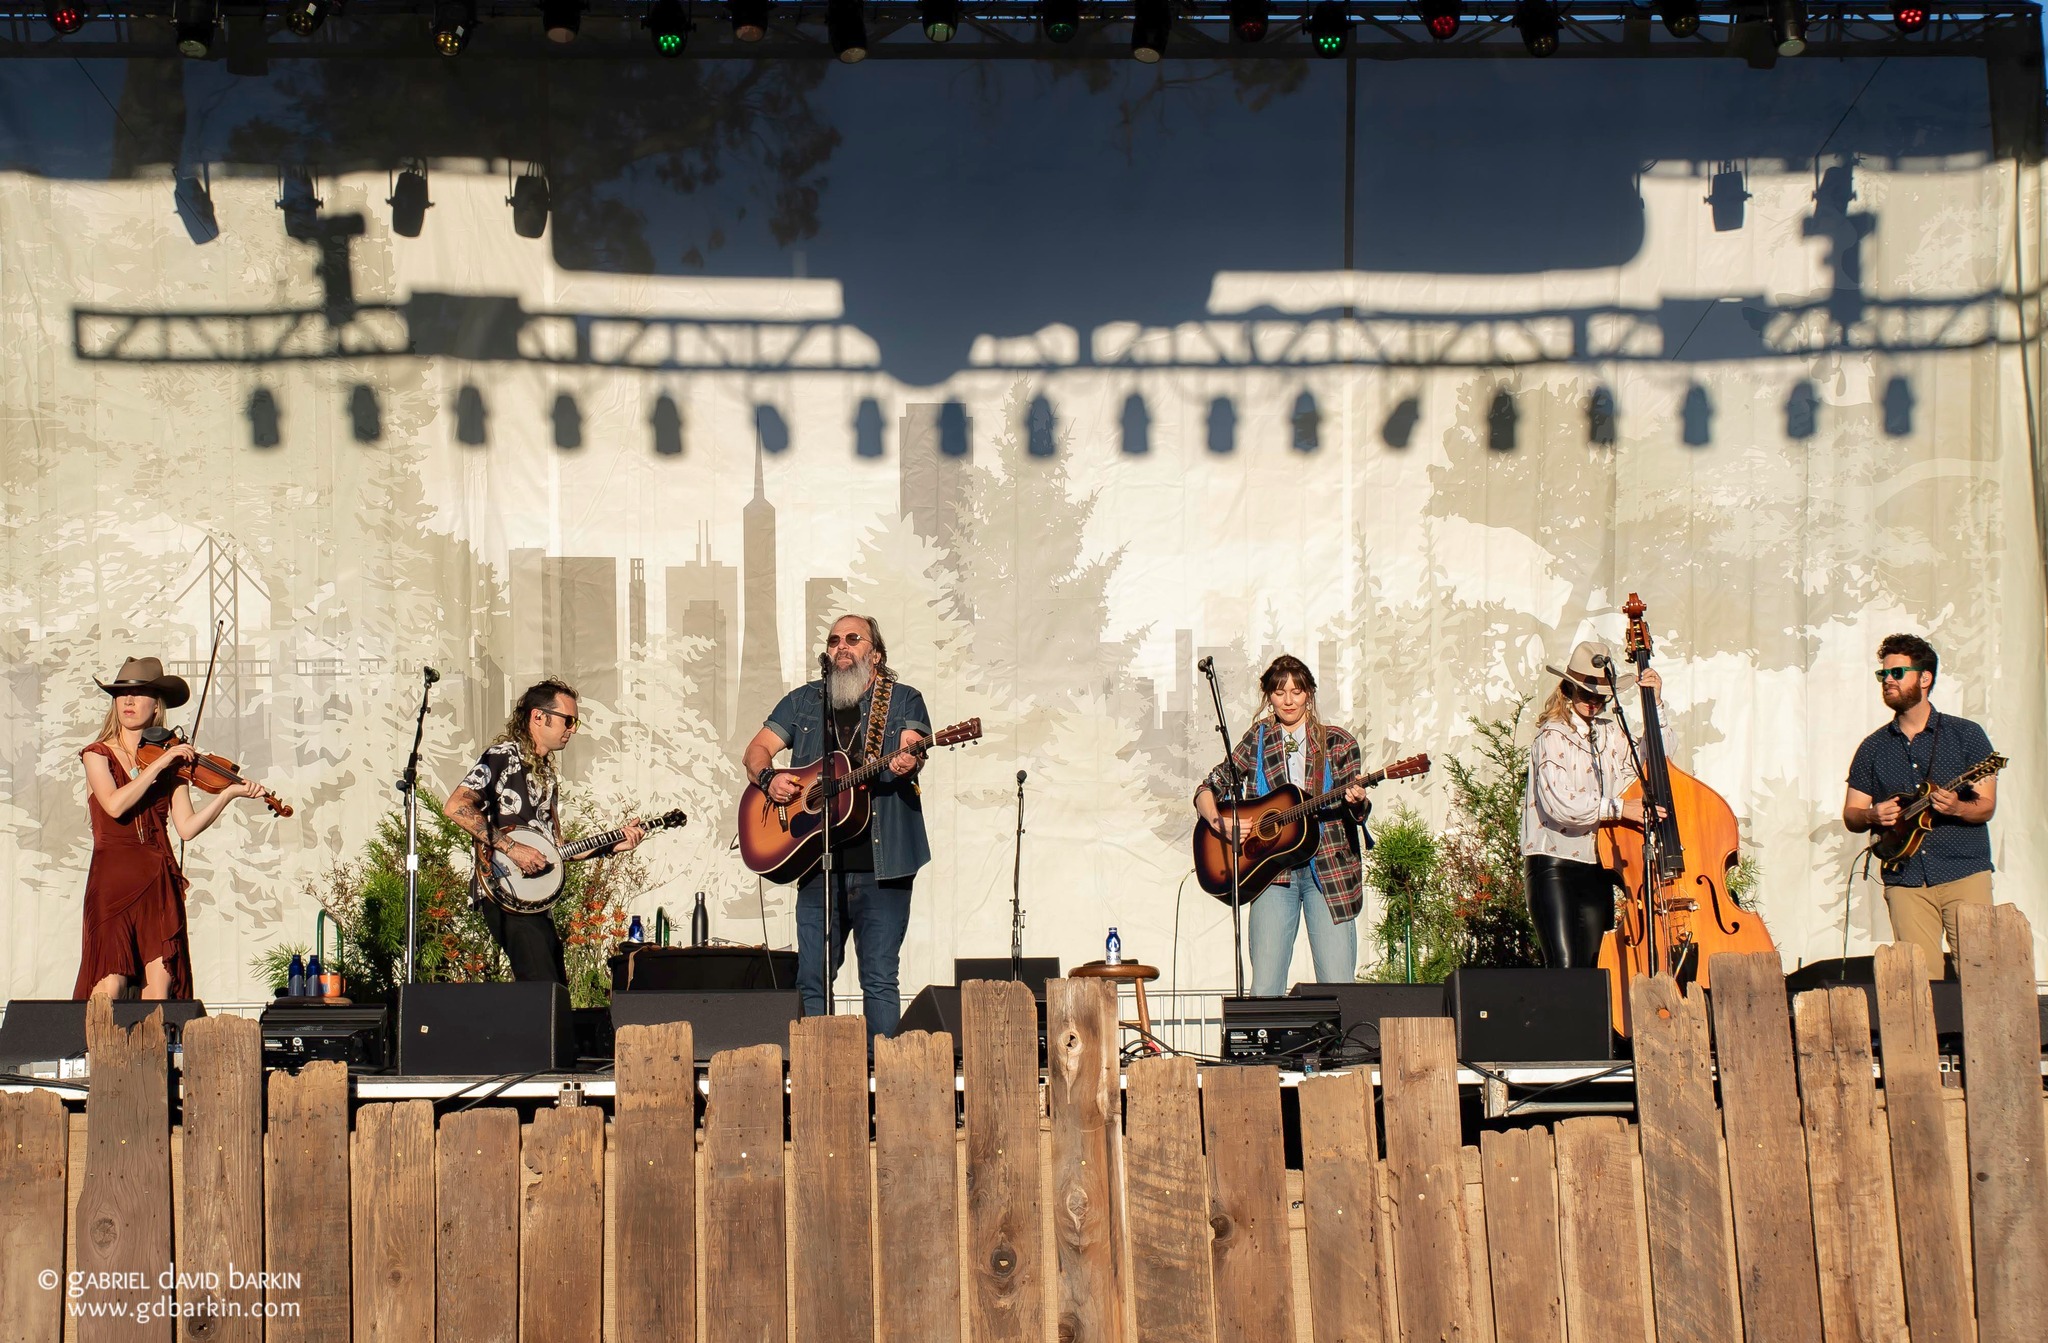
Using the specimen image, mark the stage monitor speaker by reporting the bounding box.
[1449,968,1613,1063]
[610,946,799,992]
[1289,982,1447,1061]
[609,990,801,1064]
[1780,959,1966,1044]
[259,1002,390,1073]
[0,999,208,1067]
[396,982,572,1076]
[952,957,1062,999]
[1222,995,1344,1063]
[899,983,1046,1064]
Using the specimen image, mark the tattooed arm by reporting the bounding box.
[444,785,549,876]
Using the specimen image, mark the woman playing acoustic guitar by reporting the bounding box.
[1194,655,1371,995]
[75,657,268,1000]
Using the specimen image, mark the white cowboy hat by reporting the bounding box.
[1543,640,1635,696]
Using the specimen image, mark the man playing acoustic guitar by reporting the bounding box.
[1843,634,1998,974]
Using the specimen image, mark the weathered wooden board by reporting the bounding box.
[520,1105,605,1343]
[1123,1055,1215,1343]
[1554,1116,1649,1343]
[1954,904,2048,1343]
[0,1089,68,1343]
[701,1045,787,1343]
[1201,1065,1295,1343]
[962,980,1046,1343]
[1630,974,1740,1343]
[350,1101,435,1343]
[874,1030,961,1343]
[613,1020,696,1343]
[436,1108,520,1343]
[1298,1069,1388,1343]
[265,1061,349,1343]
[789,1015,874,1343]
[1709,950,1825,1343]
[75,999,171,1343]
[1379,1016,1471,1343]
[1793,986,1908,1343]
[1046,978,1126,1343]
[1872,941,1974,1343]
[1478,1126,1563,1343]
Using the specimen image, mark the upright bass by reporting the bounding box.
[1594,595,1773,1034]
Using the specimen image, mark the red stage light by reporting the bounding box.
[1894,2,1927,32]
[1421,0,1460,40]
[48,0,86,33]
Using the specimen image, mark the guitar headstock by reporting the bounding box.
[648,808,689,833]
[1622,592,1652,666]
[931,718,982,749]
[1381,753,1431,781]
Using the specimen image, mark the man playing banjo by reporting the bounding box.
[444,678,645,984]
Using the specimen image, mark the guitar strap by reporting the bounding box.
[862,672,895,764]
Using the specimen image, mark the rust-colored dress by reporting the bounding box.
[73,742,193,999]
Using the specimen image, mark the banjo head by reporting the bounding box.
[489,824,565,914]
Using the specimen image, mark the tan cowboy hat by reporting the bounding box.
[95,656,191,710]
[1543,640,1634,696]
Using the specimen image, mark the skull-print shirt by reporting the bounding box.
[458,741,559,909]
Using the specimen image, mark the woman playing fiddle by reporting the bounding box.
[74,657,266,1000]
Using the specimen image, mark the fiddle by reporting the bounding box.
[135,726,293,817]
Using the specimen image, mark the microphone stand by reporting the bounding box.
[1009,769,1028,981]
[817,660,836,1018]
[1200,659,1249,999]
[398,667,436,985]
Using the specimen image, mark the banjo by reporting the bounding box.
[477,808,688,914]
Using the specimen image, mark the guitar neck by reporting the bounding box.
[1271,768,1379,824]
[1900,756,2003,822]
[834,740,932,790]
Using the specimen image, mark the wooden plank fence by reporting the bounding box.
[2,907,2046,1343]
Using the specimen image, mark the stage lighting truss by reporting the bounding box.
[47,0,86,33]
[647,0,688,51]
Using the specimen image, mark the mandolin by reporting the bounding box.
[736,718,982,883]
[1192,754,1431,903]
[1870,752,2007,872]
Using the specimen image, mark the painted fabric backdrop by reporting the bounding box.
[2,54,2044,1003]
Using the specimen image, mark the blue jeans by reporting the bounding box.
[795,868,913,1038]
[1247,865,1358,997]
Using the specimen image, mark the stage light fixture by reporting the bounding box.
[1042,0,1078,41]
[542,0,581,42]
[1769,0,1805,53]
[1230,0,1267,42]
[921,0,958,40]
[508,172,549,239]
[1657,0,1698,36]
[47,0,85,34]
[173,0,219,56]
[431,0,475,53]
[389,164,430,237]
[1513,0,1559,56]
[1131,0,1170,61]
[1308,1,1347,54]
[729,0,768,39]
[647,0,688,52]
[1892,0,1926,31]
[1419,0,1458,40]
[283,0,329,34]
[827,0,867,61]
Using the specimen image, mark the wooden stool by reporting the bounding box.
[1069,961,1162,1053]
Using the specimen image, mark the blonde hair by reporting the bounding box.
[1535,684,1577,730]
[94,695,166,747]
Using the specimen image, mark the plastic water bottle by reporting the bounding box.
[287,953,306,998]
[691,892,710,947]
[627,915,645,945]
[1105,927,1122,967]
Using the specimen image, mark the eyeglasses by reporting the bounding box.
[1562,679,1610,703]
[537,707,581,729]
[826,633,866,648]
[1874,666,1929,684]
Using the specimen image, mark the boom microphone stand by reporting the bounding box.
[816,651,837,1018]
[398,666,438,985]
[1200,657,1249,999]
[1009,769,1028,980]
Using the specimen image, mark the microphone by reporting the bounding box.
[423,666,441,685]
[1016,769,1028,785]
[1197,656,1215,674]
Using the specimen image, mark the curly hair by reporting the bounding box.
[1877,633,1938,688]
[497,678,578,776]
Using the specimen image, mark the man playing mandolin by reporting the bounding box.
[444,679,645,984]
[1843,634,1998,972]
[741,615,928,1038]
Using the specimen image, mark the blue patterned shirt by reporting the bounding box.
[1846,707,1995,888]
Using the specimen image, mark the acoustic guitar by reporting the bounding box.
[737,718,982,884]
[478,808,689,915]
[1870,752,2007,872]
[1192,754,1431,903]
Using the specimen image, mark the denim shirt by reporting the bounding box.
[764,678,933,882]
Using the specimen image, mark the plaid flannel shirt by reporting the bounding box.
[1199,720,1372,923]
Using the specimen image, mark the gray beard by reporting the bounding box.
[825,664,870,711]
